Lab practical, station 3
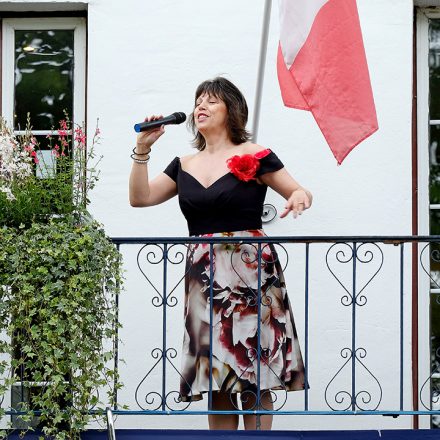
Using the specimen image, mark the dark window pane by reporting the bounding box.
[431,295,440,418]
[431,295,440,356]
[14,30,74,130]
[430,125,440,204]
[430,20,440,120]
[429,238,440,290]
[430,210,440,236]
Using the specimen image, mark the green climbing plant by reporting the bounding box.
[0,117,123,439]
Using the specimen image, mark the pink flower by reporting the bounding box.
[31,151,39,163]
[59,119,68,131]
[74,127,86,146]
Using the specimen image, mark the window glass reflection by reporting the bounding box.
[14,30,74,130]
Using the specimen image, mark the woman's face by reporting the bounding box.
[194,93,228,133]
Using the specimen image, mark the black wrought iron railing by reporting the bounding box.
[105,235,440,425]
[5,235,440,430]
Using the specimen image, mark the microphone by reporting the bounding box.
[134,112,186,133]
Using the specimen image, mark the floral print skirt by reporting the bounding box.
[180,230,305,402]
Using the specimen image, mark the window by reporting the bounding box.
[417,7,440,428]
[428,15,440,429]
[1,17,86,174]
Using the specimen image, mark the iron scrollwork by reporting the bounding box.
[135,347,192,412]
[324,242,384,411]
[135,243,192,411]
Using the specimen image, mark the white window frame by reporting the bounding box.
[1,17,86,134]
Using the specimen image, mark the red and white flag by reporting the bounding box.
[277,0,378,164]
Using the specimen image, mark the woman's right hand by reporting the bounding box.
[135,115,165,154]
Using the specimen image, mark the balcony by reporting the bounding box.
[4,235,440,439]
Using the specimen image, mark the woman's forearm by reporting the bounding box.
[129,162,150,206]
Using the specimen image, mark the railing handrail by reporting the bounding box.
[111,235,440,245]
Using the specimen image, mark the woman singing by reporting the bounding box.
[129,77,312,430]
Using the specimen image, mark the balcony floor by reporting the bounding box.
[5,429,440,439]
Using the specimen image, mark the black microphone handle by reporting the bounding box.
[134,114,177,133]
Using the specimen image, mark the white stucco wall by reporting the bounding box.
[1,0,428,432]
[85,0,415,240]
[85,0,418,431]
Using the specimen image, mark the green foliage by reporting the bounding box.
[0,115,101,228]
[0,115,122,438]
[0,217,123,439]
[0,168,76,228]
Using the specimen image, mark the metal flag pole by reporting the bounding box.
[252,0,273,143]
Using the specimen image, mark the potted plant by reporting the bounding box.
[0,117,123,439]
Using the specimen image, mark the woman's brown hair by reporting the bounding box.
[188,77,252,150]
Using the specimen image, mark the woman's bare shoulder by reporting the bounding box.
[179,152,199,166]
[241,142,269,155]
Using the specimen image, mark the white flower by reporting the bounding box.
[0,185,15,201]
[0,125,32,190]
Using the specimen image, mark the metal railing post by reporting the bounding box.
[106,407,116,440]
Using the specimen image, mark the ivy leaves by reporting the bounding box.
[0,217,122,439]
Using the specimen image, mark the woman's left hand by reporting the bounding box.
[280,188,312,219]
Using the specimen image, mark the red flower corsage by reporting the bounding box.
[226,148,271,182]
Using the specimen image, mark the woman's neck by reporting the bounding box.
[202,132,235,154]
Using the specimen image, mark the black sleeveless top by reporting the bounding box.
[163,150,284,236]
